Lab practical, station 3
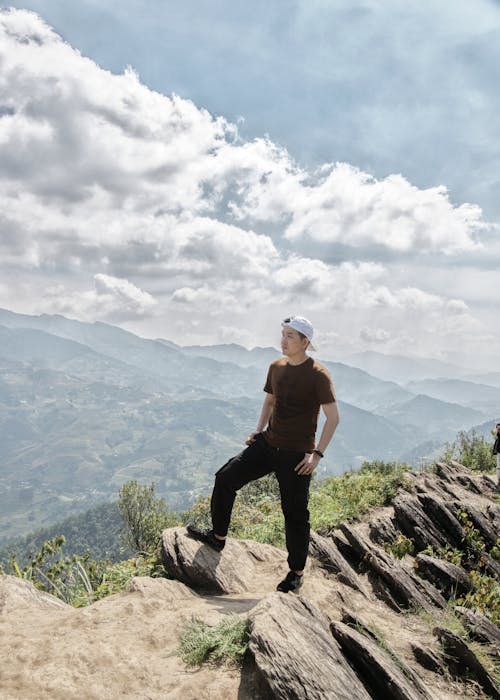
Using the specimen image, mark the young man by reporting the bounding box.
[188,316,339,592]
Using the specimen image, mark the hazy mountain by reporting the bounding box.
[322,361,413,412]
[1,307,497,544]
[179,343,280,367]
[345,350,474,383]
[464,372,500,389]
[378,394,486,439]
[406,378,499,414]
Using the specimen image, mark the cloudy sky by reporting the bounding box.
[0,2,499,369]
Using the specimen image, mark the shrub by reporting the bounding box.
[440,430,496,473]
[385,534,415,559]
[118,480,179,554]
[309,462,409,533]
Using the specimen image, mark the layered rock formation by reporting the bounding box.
[1,462,498,699]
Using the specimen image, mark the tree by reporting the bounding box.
[441,430,495,472]
[118,481,178,554]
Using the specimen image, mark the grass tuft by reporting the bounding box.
[178,614,250,667]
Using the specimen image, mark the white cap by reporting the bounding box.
[282,315,317,351]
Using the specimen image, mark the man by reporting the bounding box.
[188,316,339,592]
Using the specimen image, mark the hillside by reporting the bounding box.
[407,378,499,414]
[1,307,498,545]
[1,462,498,699]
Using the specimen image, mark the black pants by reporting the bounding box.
[210,433,311,572]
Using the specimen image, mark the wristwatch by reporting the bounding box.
[312,449,324,458]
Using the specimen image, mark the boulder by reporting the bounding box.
[161,527,285,594]
[0,574,70,615]
[330,619,433,700]
[248,593,372,700]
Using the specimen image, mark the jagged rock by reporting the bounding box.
[411,643,446,674]
[416,494,466,548]
[0,574,70,614]
[248,593,372,700]
[454,606,500,648]
[309,531,366,594]
[330,619,433,700]
[340,608,380,642]
[161,527,285,594]
[368,514,400,546]
[415,554,472,597]
[339,524,445,612]
[434,626,500,699]
[393,494,447,551]
[452,502,498,548]
[482,553,500,579]
[330,528,361,568]
[487,502,500,532]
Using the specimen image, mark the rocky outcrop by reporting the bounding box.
[0,575,70,614]
[434,626,500,699]
[414,554,472,597]
[454,605,500,648]
[161,527,285,594]
[248,593,372,700]
[308,530,366,594]
[330,619,433,700]
[338,523,446,612]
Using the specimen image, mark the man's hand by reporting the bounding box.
[245,431,260,445]
[294,452,321,475]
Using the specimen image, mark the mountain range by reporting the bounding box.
[0,307,498,544]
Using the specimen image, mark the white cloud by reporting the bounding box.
[360,327,391,344]
[0,8,496,366]
[43,274,158,321]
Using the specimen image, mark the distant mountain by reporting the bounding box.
[1,307,497,544]
[406,378,499,414]
[378,394,486,440]
[345,350,473,383]
[464,371,500,389]
[179,343,280,367]
[322,361,413,412]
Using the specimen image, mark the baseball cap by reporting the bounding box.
[282,316,317,351]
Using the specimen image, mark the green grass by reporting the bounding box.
[178,614,250,667]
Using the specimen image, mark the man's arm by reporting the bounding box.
[245,393,275,445]
[295,401,340,475]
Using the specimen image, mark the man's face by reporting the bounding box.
[281,326,308,356]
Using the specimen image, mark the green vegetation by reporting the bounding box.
[440,430,496,473]
[310,461,409,534]
[0,534,163,607]
[118,480,179,554]
[421,510,500,624]
[385,534,415,559]
[416,602,500,687]
[178,614,250,667]
[182,462,410,546]
[0,501,126,568]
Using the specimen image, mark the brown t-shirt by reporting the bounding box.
[263,356,336,452]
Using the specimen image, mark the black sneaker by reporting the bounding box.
[276,571,303,593]
[186,525,226,552]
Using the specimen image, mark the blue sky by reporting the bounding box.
[0,2,499,369]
